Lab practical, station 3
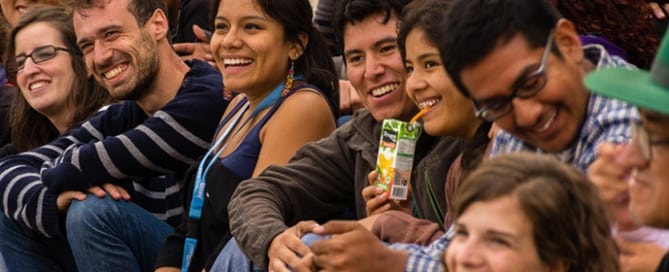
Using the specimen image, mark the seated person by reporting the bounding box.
[585,28,669,271]
[442,152,619,272]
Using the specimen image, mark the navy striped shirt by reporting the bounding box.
[0,60,225,238]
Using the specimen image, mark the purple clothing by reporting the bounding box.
[580,35,629,62]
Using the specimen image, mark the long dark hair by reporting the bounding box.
[4,6,113,152]
[455,153,619,272]
[211,0,339,117]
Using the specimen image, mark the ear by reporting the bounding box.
[288,32,309,60]
[553,18,583,64]
[145,8,169,41]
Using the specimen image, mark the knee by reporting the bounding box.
[66,195,119,232]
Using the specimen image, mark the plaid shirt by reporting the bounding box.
[491,44,640,171]
[388,44,639,272]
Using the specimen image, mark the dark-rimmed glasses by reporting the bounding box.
[13,45,71,72]
[631,121,669,162]
[473,32,555,122]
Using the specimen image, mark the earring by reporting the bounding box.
[282,60,295,96]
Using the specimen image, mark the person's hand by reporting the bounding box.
[338,80,363,114]
[305,220,408,272]
[588,142,637,229]
[267,220,318,272]
[648,2,669,20]
[154,266,180,272]
[87,183,131,201]
[588,142,630,203]
[618,239,666,272]
[56,190,87,213]
[362,171,411,216]
[357,213,380,231]
[173,25,215,66]
[56,183,130,213]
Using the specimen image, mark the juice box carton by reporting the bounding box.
[374,119,422,200]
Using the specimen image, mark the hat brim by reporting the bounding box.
[585,68,669,116]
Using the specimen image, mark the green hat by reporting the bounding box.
[585,34,669,116]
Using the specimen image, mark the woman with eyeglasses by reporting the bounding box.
[1,5,112,157]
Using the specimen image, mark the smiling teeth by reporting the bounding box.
[103,65,128,79]
[371,83,399,97]
[418,99,440,109]
[534,110,557,133]
[29,81,48,91]
[224,58,252,65]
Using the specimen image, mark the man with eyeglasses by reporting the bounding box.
[585,30,669,272]
[438,0,638,172]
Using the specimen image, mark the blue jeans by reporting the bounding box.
[66,195,174,272]
[0,214,77,271]
[209,234,330,272]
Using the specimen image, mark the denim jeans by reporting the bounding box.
[66,195,174,272]
[0,214,77,271]
[0,249,7,271]
[209,234,330,272]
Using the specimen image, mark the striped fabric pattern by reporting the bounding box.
[0,60,225,238]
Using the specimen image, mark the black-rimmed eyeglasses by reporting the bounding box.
[13,45,71,72]
[473,32,555,122]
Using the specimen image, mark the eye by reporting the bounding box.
[489,237,511,247]
[380,44,396,54]
[244,23,261,31]
[516,73,545,95]
[425,60,439,69]
[104,30,119,39]
[346,54,363,66]
[215,22,229,32]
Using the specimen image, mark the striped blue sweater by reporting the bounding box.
[0,60,226,238]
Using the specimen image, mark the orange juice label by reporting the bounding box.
[374,119,421,200]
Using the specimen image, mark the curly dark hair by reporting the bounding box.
[552,0,659,69]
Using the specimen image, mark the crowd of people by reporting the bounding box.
[0,0,667,271]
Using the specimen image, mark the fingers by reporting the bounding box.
[295,220,319,237]
[362,185,383,202]
[367,170,377,186]
[88,186,108,198]
[192,25,211,42]
[173,42,198,55]
[101,183,131,201]
[650,2,666,19]
[312,220,361,236]
[56,191,87,213]
[268,258,292,272]
[293,253,316,272]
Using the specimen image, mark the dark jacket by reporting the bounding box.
[228,109,461,267]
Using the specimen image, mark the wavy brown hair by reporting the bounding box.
[454,152,619,272]
[4,6,112,152]
[552,0,659,69]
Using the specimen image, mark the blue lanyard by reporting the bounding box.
[181,75,302,271]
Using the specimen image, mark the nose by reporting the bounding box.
[92,40,113,68]
[453,239,485,268]
[363,54,384,80]
[21,57,40,75]
[221,29,243,49]
[511,97,543,129]
[621,135,651,170]
[405,71,427,99]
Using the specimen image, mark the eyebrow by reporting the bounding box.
[215,14,267,21]
[476,63,540,103]
[415,52,439,62]
[77,24,123,46]
[343,36,396,58]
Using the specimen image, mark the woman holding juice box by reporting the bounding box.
[362,0,492,240]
